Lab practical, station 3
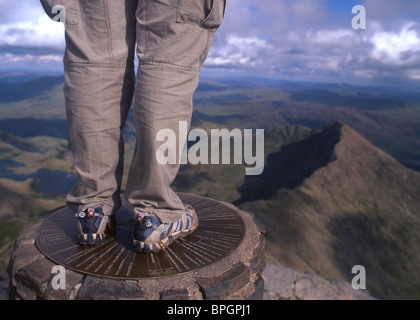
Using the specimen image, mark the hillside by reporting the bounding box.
[237,122,420,299]
[0,131,67,270]
[0,179,64,270]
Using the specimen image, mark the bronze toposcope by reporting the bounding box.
[36,194,245,279]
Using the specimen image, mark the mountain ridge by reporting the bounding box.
[238,122,420,299]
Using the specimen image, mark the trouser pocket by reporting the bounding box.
[40,0,78,25]
[176,0,226,30]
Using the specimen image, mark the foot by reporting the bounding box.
[75,207,114,245]
[133,204,198,253]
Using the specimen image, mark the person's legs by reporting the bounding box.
[125,0,226,223]
[39,0,226,248]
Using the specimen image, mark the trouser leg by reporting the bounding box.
[40,0,137,215]
[64,64,135,216]
[125,0,226,223]
[125,63,200,223]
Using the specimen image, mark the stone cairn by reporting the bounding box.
[6,194,265,300]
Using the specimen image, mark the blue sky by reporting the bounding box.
[1,0,420,89]
[327,0,360,14]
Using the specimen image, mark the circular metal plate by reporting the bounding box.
[36,194,245,279]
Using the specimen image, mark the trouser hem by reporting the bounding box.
[133,207,186,224]
[67,202,119,217]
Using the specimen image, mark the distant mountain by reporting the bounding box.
[0,75,64,103]
[237,122,420,299]
[0,118,67,139]
[192,80,420,172]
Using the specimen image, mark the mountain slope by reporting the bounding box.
[0,76,64,104]
[238,122,420,299]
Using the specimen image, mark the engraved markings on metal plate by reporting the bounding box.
[36,194,245,279]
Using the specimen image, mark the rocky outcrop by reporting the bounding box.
[263,263,374,300]
[0,271,9,300]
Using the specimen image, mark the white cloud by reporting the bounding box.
[370,23,420,65]
[207,35,273,68]
[0,1,65,70]
[305,29,357,45]
[0,14,65,49]
[0,52,62,64]
[206,0,420,87]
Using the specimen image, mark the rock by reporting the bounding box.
[293,273,354,300]
[7,244,42,282]
[14,258,56,300]
[77,277,145,300]
[43,268,84,300]
[263,263,376,300]
[160,289,189,300]
[263,263,296,300]
[330,277,374,300]
[196,262,250,300]
[0,271,10,300]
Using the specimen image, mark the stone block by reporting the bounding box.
[14,258,55,299]
[7,244,42,281]
[77,276,146,300]
[160,289,189,300]
[44,268,84,300]
[197,262,250,300]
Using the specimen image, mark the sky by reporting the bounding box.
[1,0,420,89]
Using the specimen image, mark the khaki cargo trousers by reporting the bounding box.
[40,0,225,223]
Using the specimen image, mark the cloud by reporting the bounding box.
[1,0,420,88]
[0,1,65,49]
[370,23,420,65]
[206,0,420,87]
[206,35,273,68]
[0,0,64,71]
[0,52,62,64]
[305,29,357,46]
